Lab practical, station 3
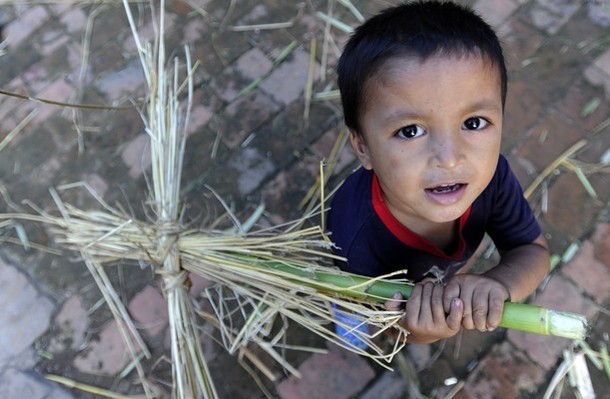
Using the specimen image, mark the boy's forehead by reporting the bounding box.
[373,52,499,79]
[363,53,502,96]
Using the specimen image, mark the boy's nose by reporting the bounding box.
[430,133,464,169]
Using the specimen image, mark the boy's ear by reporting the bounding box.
[349,130,373,170]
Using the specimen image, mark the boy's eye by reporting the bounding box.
[462,117,490,131]
[396,124,426,140]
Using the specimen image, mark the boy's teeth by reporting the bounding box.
[431,184,460,193]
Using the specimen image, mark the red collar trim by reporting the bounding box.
[371,173,471,260]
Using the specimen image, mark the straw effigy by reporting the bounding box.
[1,1,409,397]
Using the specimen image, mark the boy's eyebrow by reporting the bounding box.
[382,98,502,123]
[462,98,503,114]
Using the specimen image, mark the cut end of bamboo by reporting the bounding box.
[548,310,589,340]
[499,302,588,339]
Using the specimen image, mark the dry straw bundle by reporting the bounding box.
[1,1,408,397]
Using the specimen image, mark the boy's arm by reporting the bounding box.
[482,234,550,302]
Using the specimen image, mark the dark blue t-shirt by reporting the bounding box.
[326,155,541,283]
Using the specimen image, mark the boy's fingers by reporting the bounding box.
[445,298,463,330]
[486,291,506,330]
[405,284,423,325]
[417,282,435,320]
[385,292,404,311]
[459,288,475,330]
[472,292,489,332]
[431,283,446,322]
[443,281,460,313]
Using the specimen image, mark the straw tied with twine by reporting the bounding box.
[1,2,407,397]
[16,179,410,398]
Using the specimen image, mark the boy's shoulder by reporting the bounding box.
[326,167,375,260]
[328,167,374,226]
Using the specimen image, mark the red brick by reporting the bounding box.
[508,275,596,369]
[189,272,213,298]
[584,63,610,97]
[591,223,610,267]
[0,258,54,361]
[84,173,109,198]
[121,133,152,179]
[555,80,610,131]
[35,78,76,120]
[31,157,61,186]
[73,319,139,376]
[456,342,546,399]
[562,240,610,304]
[527,0,580,35]
[260,48,315,106]
[541,172,603,239]
[502,80,546,152]
[128,285,169,338]
[276,344,375,399]
[210,48,274,103]
[59,7,88,34]
[21,62,51,93]
[38,78,76,101]
[441,328,504,373]
[5,6,49,47]
[228,147,276,195]
[234,47,273,81]
[593,47,610,76]
[499,19,545,72]
[514,110,588,172]
[180,18,205,45]
[311,127,358,177]
[221,91,281,148]
[535,272,598,321]
[168,0,192,16]
[473,0,520,29]
[418,358,458,394]
[36,30,70,57]
[123,14,177,54]
[359,370,408,399]
[97,61,146,101]
[49,296,88,353]
[187,104,214,136]
[261,155,321,223]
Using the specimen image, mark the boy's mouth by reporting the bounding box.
[426,183,465,194]
[424,183,467,205]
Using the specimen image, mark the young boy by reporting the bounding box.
[327,1,550,344]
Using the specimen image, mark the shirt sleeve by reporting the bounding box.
[486,156,542,251]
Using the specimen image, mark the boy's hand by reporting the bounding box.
[386,282,463,344]
[443,274,510,332]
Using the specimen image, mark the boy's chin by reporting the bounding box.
[424,206,470,224]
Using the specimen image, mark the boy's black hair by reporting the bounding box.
[338,1,508,135]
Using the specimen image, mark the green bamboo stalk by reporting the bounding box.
[262,262,588,340]
[600,344,610,382]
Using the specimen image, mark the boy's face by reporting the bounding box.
[350,54,503,231]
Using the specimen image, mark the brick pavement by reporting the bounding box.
[0,0,608,398]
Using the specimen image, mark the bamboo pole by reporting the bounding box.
[258,260,589,340]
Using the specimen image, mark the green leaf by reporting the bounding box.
[581,97,601,117]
